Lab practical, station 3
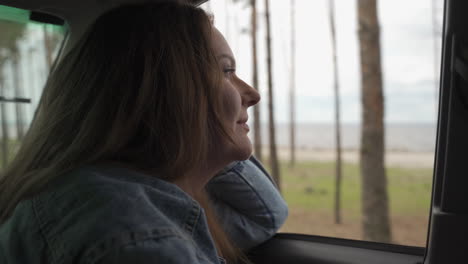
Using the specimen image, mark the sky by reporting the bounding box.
[0,0,445,127]
[202,0,445,124]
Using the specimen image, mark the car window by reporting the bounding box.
[0,0,443,249]
[0,5,66,166]
[201,0,444,247]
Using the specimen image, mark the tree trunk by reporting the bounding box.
[357,0,392,242]
[329,0,343,225]
[0,75,9,168]
[264,0,281,191]
[43,26,54,70]
[251,0,262,161]
[28,48,37,115]
[431,0,440,112]
[12,52,25,140]
[289,0,296,167]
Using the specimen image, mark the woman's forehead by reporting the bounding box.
[212,27,234,59]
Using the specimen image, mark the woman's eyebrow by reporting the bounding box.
[217,54,236,67]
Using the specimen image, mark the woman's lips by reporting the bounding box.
[238,122,250,132]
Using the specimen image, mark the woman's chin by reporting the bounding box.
[232,143,253,161]
[219,138,253,162]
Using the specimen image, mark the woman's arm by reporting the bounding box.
[205,156,288,250]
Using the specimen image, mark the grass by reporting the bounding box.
[265,160,433,246]
[0,141,433,246]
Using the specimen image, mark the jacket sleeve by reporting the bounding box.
[205,156,289,251]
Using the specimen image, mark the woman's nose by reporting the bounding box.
[239,80,260,107]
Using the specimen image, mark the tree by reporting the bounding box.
[0,60,8,168]
[329,0,343,225]
[289,0,296,167]
[0,21,25,51]
[264,0,281,190]
[0,20,26,167]
[11,49,25,140]
[8,27,27,141]
[357,0,392,242]
[43,25,62,70]
[431,0,441,112]
[250,0,263,161]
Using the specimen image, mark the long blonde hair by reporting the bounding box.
[0,2,246,263]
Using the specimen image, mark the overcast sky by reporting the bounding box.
[202,0,444,124]
[0,0,445,127]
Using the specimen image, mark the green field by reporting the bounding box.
[0,141,433,246]
[268,160,433,247]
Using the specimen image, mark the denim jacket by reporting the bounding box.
[0,156,288,264]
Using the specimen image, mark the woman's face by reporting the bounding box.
[211,27,260,161]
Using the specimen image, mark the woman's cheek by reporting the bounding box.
[221,84,241,124]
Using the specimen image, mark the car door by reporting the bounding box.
[247,0,467,263]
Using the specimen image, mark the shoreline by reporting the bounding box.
[256,147,435,168]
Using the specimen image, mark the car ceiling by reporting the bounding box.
[1,0,207,60]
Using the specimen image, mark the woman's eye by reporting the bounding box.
[223,68,236,78]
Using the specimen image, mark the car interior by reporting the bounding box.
[0,0,467,263]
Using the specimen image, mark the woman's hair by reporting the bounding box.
[0,1,246,263]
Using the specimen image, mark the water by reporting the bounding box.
[0,122,437,153]
[253,123,437,152]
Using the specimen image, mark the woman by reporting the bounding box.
[0,1,288,264]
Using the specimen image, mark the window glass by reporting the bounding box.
[201,0,443,247]
[0,5,65,167]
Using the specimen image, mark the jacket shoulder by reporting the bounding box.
[32,167,198,263]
